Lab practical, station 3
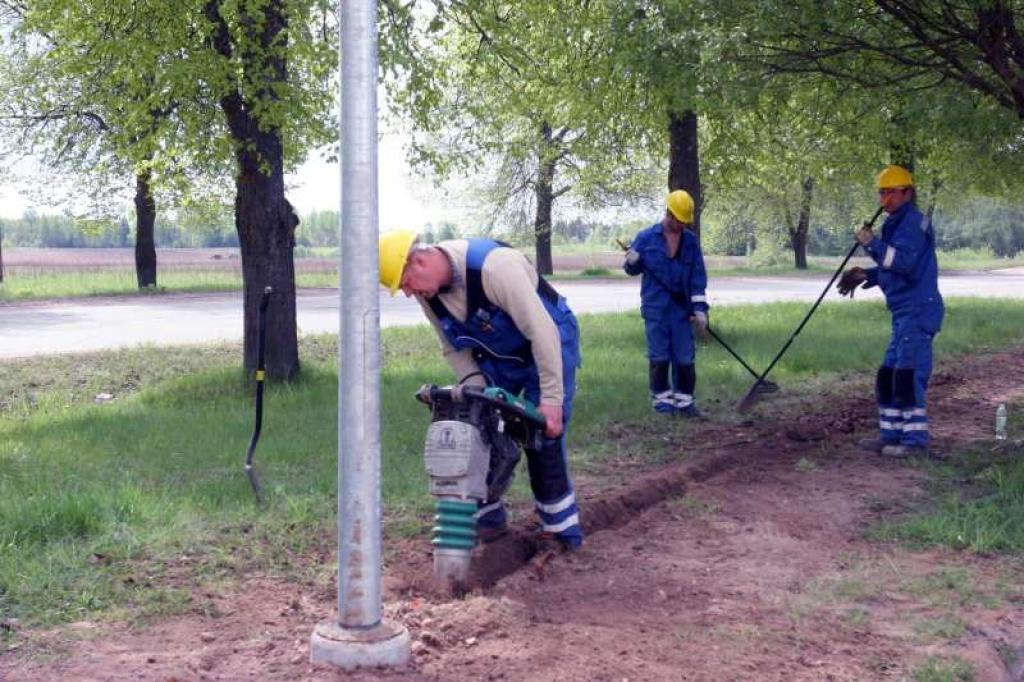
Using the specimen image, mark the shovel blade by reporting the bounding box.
[245,464,265,507]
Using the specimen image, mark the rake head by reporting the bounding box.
[735,378,779,413]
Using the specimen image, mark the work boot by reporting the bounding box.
[652,390,675,415]
[675,404,706,420]
[653,401,676,416]
[857,437,896,453]
[477,523,509,544]
[881,444,929,459]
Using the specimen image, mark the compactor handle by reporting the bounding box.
[414,384,546,429]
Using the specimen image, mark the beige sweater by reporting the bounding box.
[416,240,564,406]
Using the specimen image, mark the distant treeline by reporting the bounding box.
[0,209,630,250]
[707,195,1024,258]
[0,211,240,248]
[1,199,1022,257]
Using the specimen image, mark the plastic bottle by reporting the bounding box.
[995,403,1007,441]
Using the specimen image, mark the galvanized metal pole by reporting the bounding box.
[337,0,382,628]
[310,0,409,668]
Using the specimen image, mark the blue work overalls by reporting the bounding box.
[427,239,583,547]
[624,224,709,412]
[862,203,944,447]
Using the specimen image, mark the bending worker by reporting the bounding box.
[378,231,583,551]
[624,190,709,417]
[837,165,944,458]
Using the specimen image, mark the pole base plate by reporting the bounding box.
[310,619,410,670]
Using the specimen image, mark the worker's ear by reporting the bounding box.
[407,250,426,269]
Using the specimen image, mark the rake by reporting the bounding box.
[735,206,885,413]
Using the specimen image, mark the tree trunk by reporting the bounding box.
[534,122,556,276]
[667,110,702,237]
[0,222,5,283]
[206,0,299,379]
[233,153,300,379]
[134,170,158,288]
[789,176,814,270]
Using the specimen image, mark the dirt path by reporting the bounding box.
[4,349,1024,681]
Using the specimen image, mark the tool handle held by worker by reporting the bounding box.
[737,207,884,412]
[415,383,547,431]
[618,235,777,389]
[705,326,754,380]
[617,236,690,309]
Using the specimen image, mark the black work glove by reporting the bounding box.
[837,267,867,298]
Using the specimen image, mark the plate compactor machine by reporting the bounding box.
[415,383,547,588]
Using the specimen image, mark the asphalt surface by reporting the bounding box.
[2,270,1023,359]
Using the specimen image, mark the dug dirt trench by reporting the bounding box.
[3,348,1024,681]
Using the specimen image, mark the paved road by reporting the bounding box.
[3,269,1023,359]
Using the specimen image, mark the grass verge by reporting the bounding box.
[937,247,1024,272]
[0,269,341,301]
[1,298,1024,629]
[872,400,1024,554]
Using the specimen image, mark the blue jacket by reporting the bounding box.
[624,224,708,319]
[862,202,943,331]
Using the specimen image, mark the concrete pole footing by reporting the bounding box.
[310,619,411,670]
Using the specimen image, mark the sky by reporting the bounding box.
[279,129,483,232]
[0,126,479,232]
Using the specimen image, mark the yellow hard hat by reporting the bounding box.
[666,190,694,224]
[876,165,915,190]
[378,230,417,294]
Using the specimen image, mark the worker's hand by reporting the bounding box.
[690,310,709,339]
[538,403,564,439]
[624,249,640,267]
[855,226,875,246]
[837,267,867,297]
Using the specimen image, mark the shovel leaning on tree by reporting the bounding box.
[614,237,778,394]
[244,286,273,505]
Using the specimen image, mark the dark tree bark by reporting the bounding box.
[534,121,555,276]
[788,177,814,270]
[133,170,157,288]
[206,0,299,379]
[667,110,702,237]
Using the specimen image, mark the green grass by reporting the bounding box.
[872,403,1024,554]
[0,270,244,300]
[898,567,989,609]
[937,247,1024,271]
[0,269,341,300]
[293,245,339,259]
[2,298,1024,628]
[912,614,967,642]
[912,656,975,682]
[704,263,834,277]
